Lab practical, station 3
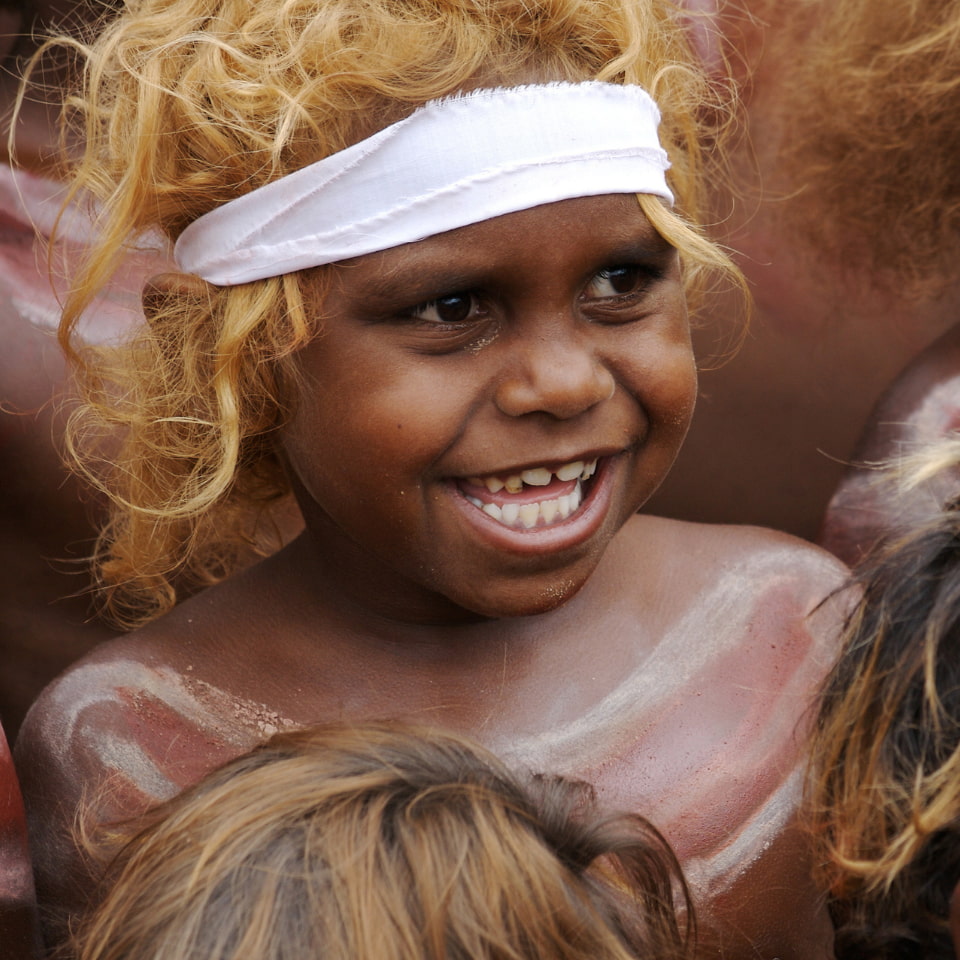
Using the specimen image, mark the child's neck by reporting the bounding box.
[272,531,586,643]
[183,524,653,734]
[275,525,577,630]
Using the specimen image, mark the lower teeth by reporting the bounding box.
[467,480,583,528]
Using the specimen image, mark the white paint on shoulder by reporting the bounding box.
[30,657,295,800]
[497,544,839,891]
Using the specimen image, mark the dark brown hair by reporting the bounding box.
[809,479,960,957]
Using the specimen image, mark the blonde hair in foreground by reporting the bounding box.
[69,723,693,960]
[27,0,741,627]
[809,439,960,954]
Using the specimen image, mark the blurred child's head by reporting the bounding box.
[71,722,692,960]
[809,441,960,954]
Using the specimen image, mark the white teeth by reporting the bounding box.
[501,502,520,525]
[555,461,584,482]
[469,478,586,530]
[482,502,502,521]
[521,467,552,486]
[519,503,540,528]
[569,480,582,512]
[466,460,598,527]
[469,458,598,492]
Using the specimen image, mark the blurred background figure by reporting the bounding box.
[0,0,174,737]
[0,721,37,959]
[821,327,960,567]
[653,0,960,550]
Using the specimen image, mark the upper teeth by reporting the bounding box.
[521,467,552,486]
[467,458,597,492]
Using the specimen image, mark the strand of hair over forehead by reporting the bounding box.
[35,0,739,626]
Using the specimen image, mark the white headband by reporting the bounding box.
[174,82,673,286]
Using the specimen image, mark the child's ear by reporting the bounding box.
[141,272,212,322]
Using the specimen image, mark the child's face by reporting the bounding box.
[283,193,695,620]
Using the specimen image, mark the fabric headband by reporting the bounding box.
[173,82,673,286]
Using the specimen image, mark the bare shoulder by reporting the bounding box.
[19,640,243,799]
[643,512,850,575]
[574,515,852,958]
[623,514,851,627]
[15,631,284,947]
[820,320,960,564]
[0,722,37,959]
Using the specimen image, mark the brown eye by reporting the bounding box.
[411,293,479,324]
[585,265,648,298]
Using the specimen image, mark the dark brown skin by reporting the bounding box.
[819,320,960,565]
[648,1,960,540]
[16,195,850,958]
[0,722,39,960]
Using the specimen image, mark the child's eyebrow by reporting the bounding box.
[345,264,481,305]
[601,234,677,263]
[356,236,674,296]
[331,219,677,308]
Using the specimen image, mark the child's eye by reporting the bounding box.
[584,265,653,299]
[409,293,483,325]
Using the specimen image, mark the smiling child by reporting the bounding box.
[14,0,848,956]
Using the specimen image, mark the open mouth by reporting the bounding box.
[456,458,600,530]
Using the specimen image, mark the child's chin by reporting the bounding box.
[451,570,590,621]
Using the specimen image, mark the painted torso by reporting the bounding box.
[16,515,847,959]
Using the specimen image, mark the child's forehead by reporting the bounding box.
[326,194,668,295]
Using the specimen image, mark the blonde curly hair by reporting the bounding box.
[34,0,740,626]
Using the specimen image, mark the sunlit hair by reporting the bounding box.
[67,722,693,960]
[808,439,960,957]
[20,0,742,627]
[754,0,960,294]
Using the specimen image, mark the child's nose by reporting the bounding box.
[493,333,616,420]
